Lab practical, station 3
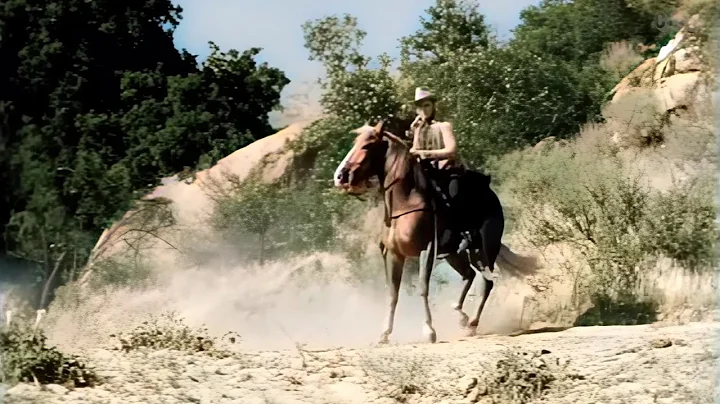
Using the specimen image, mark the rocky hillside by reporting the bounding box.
[608,13,713,145]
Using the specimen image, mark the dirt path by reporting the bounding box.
[4,321,717,404]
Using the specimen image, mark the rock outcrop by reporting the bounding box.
[609,14,711,112]
[78,120,314,286]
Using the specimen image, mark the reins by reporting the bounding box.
[379,130,434,221]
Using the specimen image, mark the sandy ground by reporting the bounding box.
[3,321,718,404]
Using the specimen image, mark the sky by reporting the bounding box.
[171,0,541,126]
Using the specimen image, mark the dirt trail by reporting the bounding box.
[4,321,717,404]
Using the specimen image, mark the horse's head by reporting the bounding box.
[334,120,408,194]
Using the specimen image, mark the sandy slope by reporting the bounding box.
[4,321,718,404]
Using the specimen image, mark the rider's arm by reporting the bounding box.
[423,122,457,160]
[410,116,422,150]
[412,129,421,150]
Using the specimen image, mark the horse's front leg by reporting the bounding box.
[418,241,438,343]
[402,257,418,296]
[379,249,405,345]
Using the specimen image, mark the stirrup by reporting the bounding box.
[456,231,472,254]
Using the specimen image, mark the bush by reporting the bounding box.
[112,311,240,356]
[88,256,155,289]
[496,142,716,323]
[475,348,584,404]
[210,170,371,263]
[642,177,717,270]
[0,318,97,387]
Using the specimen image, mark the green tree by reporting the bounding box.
[400,0,493,64]
[512,0,662,65]
[0,0,289,306]
[302,14,401,125]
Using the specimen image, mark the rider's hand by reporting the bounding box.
[409,148,426,159]
[411,115,423,128]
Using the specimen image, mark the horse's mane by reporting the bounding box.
[380,122,431,195]
[353,115,432,195]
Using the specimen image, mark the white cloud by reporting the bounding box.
[171,0,541,126]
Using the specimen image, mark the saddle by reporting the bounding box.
[418,161,493,238]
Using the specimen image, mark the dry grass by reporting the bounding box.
[357,350,434,401]
[601,41,646,81]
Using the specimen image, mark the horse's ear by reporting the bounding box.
[373,120,385,136]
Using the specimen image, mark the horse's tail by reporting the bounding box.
[496,243,541,278]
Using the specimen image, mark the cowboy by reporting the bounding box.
[408,87,473,253]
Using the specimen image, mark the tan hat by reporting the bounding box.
[413,87,437,105]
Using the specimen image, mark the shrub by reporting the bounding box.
[642,177,717,270]
[475,348,584,404]
[112,311,240,356]
[209,170,370,263]
[0,318,97,386]
[496,141,716,323]
[600,41,646,82]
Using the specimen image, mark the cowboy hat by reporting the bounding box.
[413,87,437,105]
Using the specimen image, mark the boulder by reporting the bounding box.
[610,58,656,102]
[653,55,675,81]
[654,71,704,111]
[674,47,703,73]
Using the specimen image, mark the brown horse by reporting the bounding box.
[334,120,539,344]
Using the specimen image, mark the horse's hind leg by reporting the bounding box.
[379,250,405,345]
[480,217,504,274]
[467,217,503,334]
[468,272,494,335]
[445,253,474,328]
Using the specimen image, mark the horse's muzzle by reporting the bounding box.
[335,167,350,188]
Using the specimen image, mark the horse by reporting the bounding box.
[333,120,539,344]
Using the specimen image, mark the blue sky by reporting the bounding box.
[171,0,541,125]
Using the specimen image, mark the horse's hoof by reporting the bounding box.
[463,327,477,338]
[458,312,470,328]
[422,325,437,343]
[378,335,390,345]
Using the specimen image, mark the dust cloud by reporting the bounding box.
[45,241,532,352]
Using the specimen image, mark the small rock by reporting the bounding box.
[687,14,703,31]
[6,383,39,396]
[44,384,69,394]
[457,375,478,393]
[650,338,673,349]
[465,385,487,403]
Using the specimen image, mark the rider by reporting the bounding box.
[407,87,472,253]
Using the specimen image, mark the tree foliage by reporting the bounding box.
[302,14,402,126]
[300,0,675,168]
[0,0,289,304]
